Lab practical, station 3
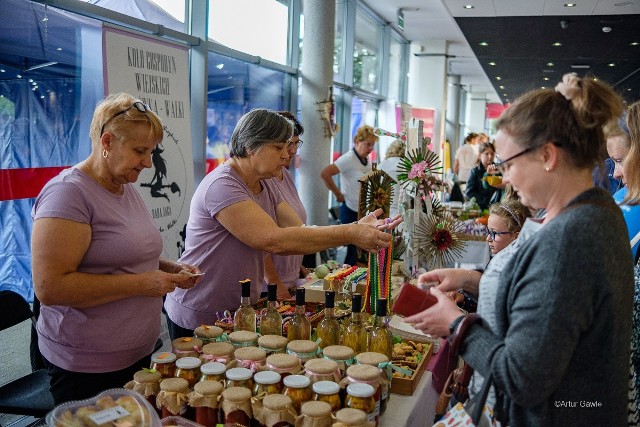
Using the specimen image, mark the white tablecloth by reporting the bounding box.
[380,371,439,427]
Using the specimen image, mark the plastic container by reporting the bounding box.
[46,388,161,427]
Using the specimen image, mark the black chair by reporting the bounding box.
[0,290,55,417]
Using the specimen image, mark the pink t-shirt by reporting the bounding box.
[164,163,283,330]
[32,168,163,373]
[269,168,307,288]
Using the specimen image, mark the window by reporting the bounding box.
[353,10,381,93]
[387,34,405,101]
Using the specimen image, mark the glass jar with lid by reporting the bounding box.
[150,351,177,379]
[322,345,355,375]
[334,408,371,427]
[345,383,376,425]
[354,352,390,414]
[228,330,259,348]
[282,374,312,413]
[188,380,223,427]
[253,370,282,397]
[172,336,203,358]
[255,394,297,427]
[175,356,202,388]
[296,401,333,427]
[258,334,289,356]
[344,365,381,422]
[194,324,224,344]
[221,386,253,426]
[200,361,226,383]
[286,340,319,364]
[234,346,266,373]
[265,353,301,385]
[303,358,340,385]
[200,341,235,365]
[225,367,254,390]
[311,380,341,413]
[158,377,192,419]
[124,369,162,412]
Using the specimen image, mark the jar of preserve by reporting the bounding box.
[296,401,333,427]
[265,354,301,382]
[282,374,311,413]
[258,334,289,356]
[124,369,161,411]
[194,324,224,344]
[157,377,192,419]
[234,346,266,373]
[225,367,254,390]
[342,365,381,423]
[175,356,202,388]
[254,394,297,427]
[188,380,223,427]
[229,330,259,348]
[354,352,390,415]
[150,351,177,379]
[201,341,235,365]
[253,371,282,397]
[221,386,253,426]
[311,380,341,413]
[172,336,203,358]
[200,361,226,383]
[303,358,340,385]
[322,345,355,375]
[334,408,373,427]
[345,384,375,425]
[286,340,319,364]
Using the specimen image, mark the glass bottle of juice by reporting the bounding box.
[287,288,311,340]
[316,290,340,348]
[259,283,282,336]
[234,279,256,332]
[368,298,393,359]
[343,293,368,353]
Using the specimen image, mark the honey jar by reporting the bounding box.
[296,401,333,427]
[334,408,372,426]
[255,394,297,427]
[124,369,162,411]
[343,365,381,423]
[150,352,177,379]
[253,370,282,396]
[221,386,253,426]
[200,341,235,365]
[286,340,319,364]
[354,352,390,415]
[311,380,341,413]
[188,380,223,427]
[200,361,226,383]
[282,374,311,413]
[225,367,254,390]
[175,356,202,388]
[228,330,259,348]
[303,358,340,385]
[322,345,355,375]
[234,346,267,373]
[172,336,203,358]
[157,377,192,419]
[194,324,224,344]
[258,334,289,356]
[345,383,376,425]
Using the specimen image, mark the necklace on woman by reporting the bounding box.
[353,148,368,166]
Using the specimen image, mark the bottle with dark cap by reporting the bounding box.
[343,293,367,353]
[316,290,340,348]
[233,279,256,332]
[259,283,282,336]
[368,298,392,359]
[287,287,311,340]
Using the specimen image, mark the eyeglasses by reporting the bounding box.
[486,229,513,240]
[100,101,151,135]
[493,142,562,174]
[288,139,303,149]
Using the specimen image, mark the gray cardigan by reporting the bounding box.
[461,188,633,426]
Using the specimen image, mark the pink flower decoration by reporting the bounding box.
[408,161,428,179]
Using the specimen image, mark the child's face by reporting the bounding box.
[486,214,517,254]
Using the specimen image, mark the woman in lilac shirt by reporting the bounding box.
[31,93,200,403]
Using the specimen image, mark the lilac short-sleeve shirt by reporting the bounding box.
[32,168,163,373]
[164,163,283,330]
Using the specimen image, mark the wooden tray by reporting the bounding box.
[390,341,433,396]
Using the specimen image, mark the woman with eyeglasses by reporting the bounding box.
[30,93,201,403]
[405,74,632,425]
[263,111,309,299]
[164,109,401,339]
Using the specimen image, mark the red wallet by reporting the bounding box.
[392,283,438,317]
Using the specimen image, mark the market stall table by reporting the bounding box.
[380,371,438,426]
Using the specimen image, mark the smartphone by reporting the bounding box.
[392,282,438,317]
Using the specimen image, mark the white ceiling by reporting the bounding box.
[366,0,640,104]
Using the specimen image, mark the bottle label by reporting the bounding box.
[374,399,380,417]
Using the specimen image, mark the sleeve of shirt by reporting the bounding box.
[32,181,91,224]
[333,152,350,172]
[204,174,252,218]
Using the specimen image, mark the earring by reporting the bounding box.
[102,149,109,159]
[545,166,550,172]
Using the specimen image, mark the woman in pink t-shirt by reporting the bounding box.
[31,93,201,403]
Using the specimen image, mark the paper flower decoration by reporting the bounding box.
[397,145,445,191]
[414,211,466,269]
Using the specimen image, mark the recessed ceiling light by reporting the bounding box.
[541,86,547,89]
[552,42,562,47]
[503,93,508,96]
[608,63,616,67]
[499,85,505,89]
[564,3,576,7]
[629,88,633,92]
[16,74,22,78]
[56,47,62,51]
[463,4,474,9]
[496,76,502,80]
[544,77,549,81]
[488,62,496,66]
[479,42,488,46]
[631,42,639,46]
[0,69,4,73]
[216,63,224,69]
[547,62,555,66]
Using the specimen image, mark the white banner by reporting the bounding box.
[103,27,194,261]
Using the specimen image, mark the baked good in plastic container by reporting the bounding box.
[159,416,203,427]
[46,388,161,427]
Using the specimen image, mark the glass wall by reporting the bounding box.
[353,9,381,94]
[387,33,404,101]
[333,0,345,77]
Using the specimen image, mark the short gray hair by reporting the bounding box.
[230,109,293,157]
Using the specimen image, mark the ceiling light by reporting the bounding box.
[16,74,21,78]
[216,63,224,69]
[547,62,555,66]
[552,42,562,47]
[496,76,502,80]
[503,93,508,96]
[631,42,639,46]
[488,61,496,66]
[56,47,62,51]
[479,42,488,46]
[571,64,590,69]
[544,77,549,81]
[463,4,474,9]
[629,88,633,92]
[0,69,4,73]
[499,85,505,89]
[541,86,547,89]
[564,3,576,7]
[608,63,616,67]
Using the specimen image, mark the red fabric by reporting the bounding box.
[205,158,220,174]
[486,103,509,119]
[0,166,70,201]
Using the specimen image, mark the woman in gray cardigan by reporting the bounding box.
[405,73,631,426]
